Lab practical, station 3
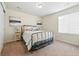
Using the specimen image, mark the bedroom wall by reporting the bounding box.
[5,9,42,43]
[0,3,5,54]
[42,5,79,46]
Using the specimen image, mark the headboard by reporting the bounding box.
[21,25,40,34]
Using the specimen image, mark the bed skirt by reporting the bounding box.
[30,38,53,51]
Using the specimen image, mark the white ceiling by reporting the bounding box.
[5,2,79,16]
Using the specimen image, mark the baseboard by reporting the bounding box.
[4,38,21,44]
[56,39,79,47]
[0,47,3,56]
[0,49,1,55]
[4,40,22,45]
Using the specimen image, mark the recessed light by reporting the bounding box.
[17,6,21,9]
[36,3,43,8]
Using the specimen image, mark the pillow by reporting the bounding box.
[22,25,39,31]
[32,27,39,31]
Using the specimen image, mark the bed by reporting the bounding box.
[21,25,54,51]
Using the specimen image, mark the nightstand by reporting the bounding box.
[15,31,21,40]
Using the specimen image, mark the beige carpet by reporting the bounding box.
[1,40,79,56]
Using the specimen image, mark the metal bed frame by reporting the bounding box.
[21,25,54,51]
[31,32,54,51]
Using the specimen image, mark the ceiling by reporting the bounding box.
[5,2,79,16]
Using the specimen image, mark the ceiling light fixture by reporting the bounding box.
[36,3,43,8]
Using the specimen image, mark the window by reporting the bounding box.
[58,12,79,34]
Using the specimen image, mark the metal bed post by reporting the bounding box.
[37,33,38,42]
[41,32,43,41]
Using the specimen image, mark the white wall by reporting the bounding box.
[5,9,41,43]
[0,3,5,54]
[42,5,79,46]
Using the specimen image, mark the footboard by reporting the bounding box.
[31,32,54,50]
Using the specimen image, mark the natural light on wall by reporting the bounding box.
[58,12,79,35]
